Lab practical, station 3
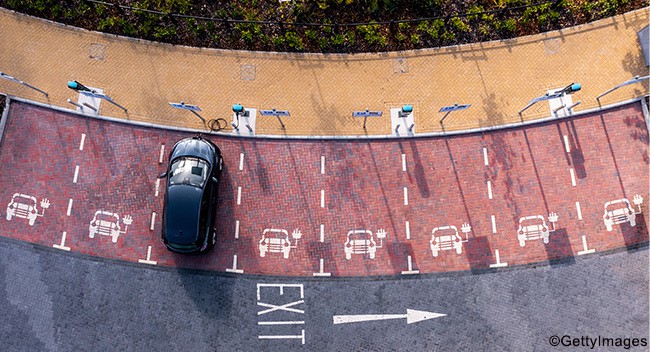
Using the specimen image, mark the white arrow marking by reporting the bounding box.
[333,309,446,325]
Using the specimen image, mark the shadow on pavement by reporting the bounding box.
[464,235,493,274]
[544,228,576,267]
[622,213,649,253]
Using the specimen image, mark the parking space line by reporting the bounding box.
[491,215,497,233]
[487,180,492,199]
[403,187,408,205]
[158,144,165,164]
[66,199,73,216]
[237,186,242,205]
[53,231,71,251]
[150,212,156,230]
[563,135,570,153]
[235,220,240,239]
[578,235,596,255]
[405,221,411,240]
[239,153,244,171]
[155,178,160,197]
[313,258,331,277]
[320,190,325,208]
[570,168,576,186]
[576,202,583,220]
[226,254,244,273]
[483,147,489,166]
[321,156,325,174]
[73,165,79,184]
[320,224,324,242]
[489,249,508,268]
[79,134,86,151]
[402,154,407,171]
[400,255,419,275]
[138,246,158,265]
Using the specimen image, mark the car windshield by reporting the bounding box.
[169,157,209,188]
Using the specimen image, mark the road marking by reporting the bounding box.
[321,156,325,174]
[237,186,242,205]
[483,147,489,166]
[491,215,497,233]
[226,254,244,273]
[73,165,79,184]
[570,168,576,186]
[239,153,245,171]
[320,224,324,242]
[138,246,158,265]
[563,135,570,153]
[53,231,71,251]
[258,330,305,345]
[489,249,508,268]
[158,144,165,164]
[320,190,325,208]
[235,220,240,239]
[154,178,160,197]
[578,235,596,255]
[401,255,419,275]
[258,300,305,315]
[576,202,583,220]
[405,221,411,240]
[333,309,445,325]
[66,199,73,216]
[402,154,407,171]
[258,321,305,325]
[487,180,492,199]
[150,212,156,230]
[403,187,409,205]
[79,134,86,151]
[313,258,331,277]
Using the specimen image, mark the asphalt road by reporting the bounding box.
[0,236,647,352]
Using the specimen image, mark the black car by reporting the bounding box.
[160,136,223,254]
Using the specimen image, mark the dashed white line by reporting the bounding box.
[402,154,407,172]
[321,156,325,175]
[570,168,576,186]
[53,231,71,251]
[320,224,324,242]
[235,220,240,239]
[66,199,73,216]
[563,135,570,153]
[320,190,325,208]
[578,235,596,255]
[313,258,331,277]
[226,254,244,273]
[400,255,419,275]
[155,178,160,197]
[138,246,158,265]
[483,147,489,166]
[150,212,156,230]
[576,202,583,220]
[79,134,86,151]
[237,186,242,205]
[239,153,245,171]
[489,249,508,268]
[491,215,497,233]
[158,144,165,164]
[405,221,411,240]
[487,180,493,199]
[73,165,79,184]
[403,187,409,205]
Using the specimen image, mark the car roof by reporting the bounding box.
[170,137,219,163]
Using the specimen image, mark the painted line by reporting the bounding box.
[239,153,245,171]
[155,178,160,197]
[402,154,407,172]
[150,212,156,231]
[258,330,305,345]
[489,249,508,268]
[401,255,419,275]
[578,235,596,255]
[226,254,244,273]
[487,180,492,199]
[158,144,165,164]
[320,190,325,208]
[235,220,240,239]
[403,187,409,205]
[321,156,325,175]
[258,321,305,326]
[237,186,242,205]
[53,231,71,251]
[563,135,570,153]
[320,224,324,242]
[66,199,73,216]
[570,168,576,186]
[73,165,79,184]
[138,246,158,265]
[483,147,488,166]
[491,215,497,233]
[79,134,86,151]
[405,221,411,240]
[576,202,583,220]
[313,258,332,277]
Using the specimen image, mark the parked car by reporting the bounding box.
[259,229,292,259]
[603,198,636,231]
[6,193,39,226]
[160,136,223,254]
[430,225,463,257]
[517,215,550,247]
[89,210,122,243]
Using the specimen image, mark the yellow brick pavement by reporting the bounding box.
[0,7,648,136]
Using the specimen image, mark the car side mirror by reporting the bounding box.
[159,172,167,179]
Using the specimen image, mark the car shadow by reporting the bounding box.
[543,228,576,267]
[464,235,493,274]
[622,213,649,253]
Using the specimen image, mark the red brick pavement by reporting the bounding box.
[0,101,647,276]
